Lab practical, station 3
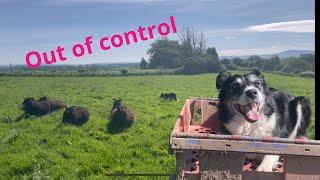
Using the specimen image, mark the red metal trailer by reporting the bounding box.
[169,97,320,180]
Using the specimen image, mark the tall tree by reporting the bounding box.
[265,56,281,71]
[147,38,182,69]
[198,32,207,55]
[178,27,207,57]
[206,47,219,60]
[247,55,264,68]
[232,58,242,66]
[139,57,148,69]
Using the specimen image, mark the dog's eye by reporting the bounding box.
[254,81,260,86]
[231,81,242,88]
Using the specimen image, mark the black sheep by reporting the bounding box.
[63,106,89,126]
[38,96,49,101]
[108,99,134,134]
[38,96,66,111]
[22,97,51,116]
[111,99,135,122]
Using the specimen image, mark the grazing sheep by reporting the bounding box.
[111,99,135,122]
[160,93,177,101]
[38,96,66,111]
[108,99,134,134]
[63,106,89,126]
[22,97,51,116]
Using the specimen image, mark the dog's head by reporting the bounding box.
[216,70,268,123]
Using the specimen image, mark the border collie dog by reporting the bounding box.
[216,70,311,172]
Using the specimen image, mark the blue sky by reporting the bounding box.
[0,0,315,65]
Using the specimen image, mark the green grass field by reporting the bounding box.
[0,72,315,179]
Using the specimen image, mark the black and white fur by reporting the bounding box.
[216,70,311,172]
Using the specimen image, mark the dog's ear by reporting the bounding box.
[251,69,265,79]
[251,69,261,76]
[216,71,232,90]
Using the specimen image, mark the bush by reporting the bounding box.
[182,56,223,74]
[183,58,204,74]
[205,59,224,73]
[120,69,128,76]
[223,63,238,70]
[139,58,148,69]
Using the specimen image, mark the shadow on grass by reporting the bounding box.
[15,113,29,122]
[15,113,50,122]
[107,118,133,134]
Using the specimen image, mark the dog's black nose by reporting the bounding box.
[245,89,258,99]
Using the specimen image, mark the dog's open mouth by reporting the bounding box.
[234,102,260,122]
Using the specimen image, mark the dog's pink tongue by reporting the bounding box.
[247,103,259,121]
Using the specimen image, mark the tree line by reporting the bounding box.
[220,53,314,77]
[140,27,314,77]
[140,27,222,74]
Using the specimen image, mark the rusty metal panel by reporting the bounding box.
[172,132,320,146]
[171,138,320,157]
[199,151,244,180]
[284,156,320,180]
[175,151,186,172]
[242,171,284,180]
[175,150,200,180]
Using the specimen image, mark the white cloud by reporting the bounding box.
[244,20,315,33]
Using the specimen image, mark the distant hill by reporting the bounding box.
[276,50,315,58]
[220,50,315,59]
